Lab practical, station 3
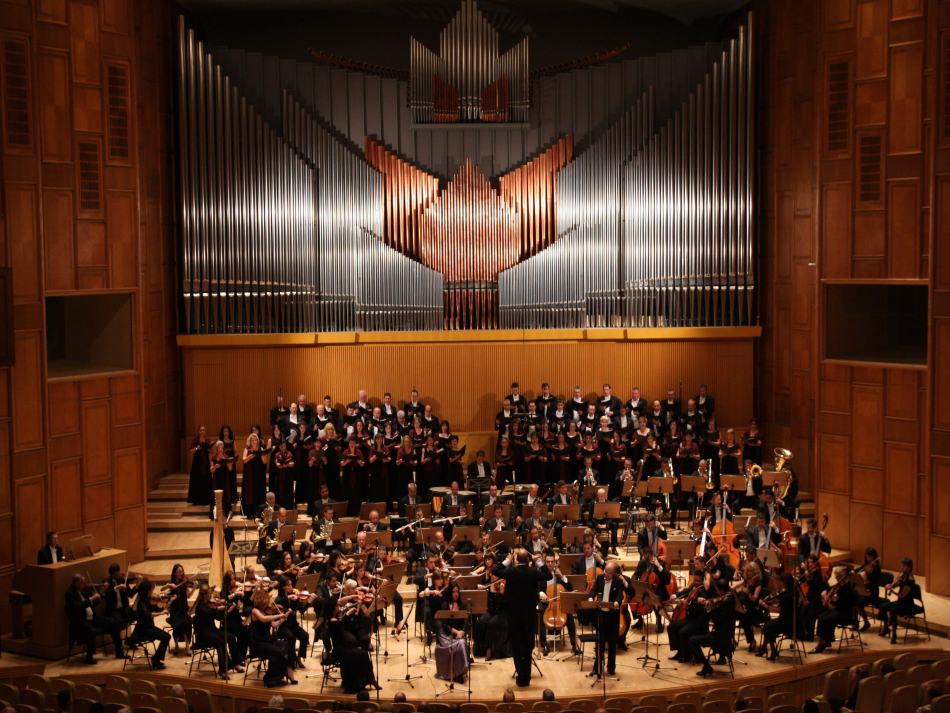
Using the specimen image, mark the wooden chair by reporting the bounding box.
[766,707,796,713]
[459,704,489,713]
[50,681,76,700]
[604,699,631,713]
[632,707,661,713]
[889,686,919,713]
[567,702,598,713]
[105,678,130,696]
[72,701,93,713]
[19,691,45,711]
[494,705,525,713]
[931,695,950,713]
[25,677,51,694]
[700,703,732,713]
[156,686,175,699]
[907,665,933,691]
[703,689,733,704]
[428,704,451,713]
[736,686,766,706]
[283,699,312,711]
[0,687,19,705]
[102,690,128,707]
[636,697,667,713]
[853,675,883,713]
[133,707,163,713]
[15,705,38,713]
[765,693,794,710]
[103,704,126,713]
[672,693,703,709]
[814,669,848,702]
[895,653,917,671]
[739,700,764,713]
[871,657,894,677]
[933,660,950,681]
[883,670,909,712]
[160,697,190,713]
[667,705,698,713]
[921,681,946,705]
[130,682,156,697]
[532,704,563,713]
[75,686,101,703]
[393,704,416,713]
[130,693,159,710]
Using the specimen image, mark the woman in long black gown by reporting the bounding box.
[322,423,343,502]
[193,583,244,678]
[161,564,194,656]
[187,425,213,507]
[241,430,267,513]
[128,581,170,669]
[368,433,391,503]
[219,425,238,504]
[248,587,296,688]
[266,425,285,496]
[209,441,234,519]
[323,597,379,694]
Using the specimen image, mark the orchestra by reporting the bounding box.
[48,383,929,694]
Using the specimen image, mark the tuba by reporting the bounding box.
[257,504,274,540]
[774,448,793,472]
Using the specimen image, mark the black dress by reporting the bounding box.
[129,601,171,663]
[194,601,242,674]
[368,446,391,503]
[187,437,212,506]
[328,618,375,694]
[211,455,233,508]
[249,613,290,684]
[223,440,238,503]
[720,442,741,475]
[242,444,267,512]
[166,583,194,641]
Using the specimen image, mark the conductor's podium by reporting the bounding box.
[3,547,127,659]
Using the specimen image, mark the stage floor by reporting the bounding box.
[1,616,947,706]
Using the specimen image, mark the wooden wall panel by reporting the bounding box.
[50,457,82,531]
[856,0,888,79]
[821,182,853,278]
[7,184,41,304]
[886,179,921,278]
[887,42,923,154]
[180,336,756,440]
[112,446,140,509]
[69,0,99,84]
[14,476,47,569]
[36,49,72,163]
[850,385,883,467]
[37,0,68,25]
[818,433,850,493]
[849,500,883,560]
[12,331,45,452]
[884,440,917,514]
[934,319,950,432]
[936,176,950,291]
[933,459,950,538]
[80,399,110,484]
[105,190,136,288]
[42,188,75,291]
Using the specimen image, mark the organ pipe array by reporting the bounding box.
[500,15,755,329]
[179,19,317,334]
[410,0,529,123]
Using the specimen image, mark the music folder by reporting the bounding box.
[521,503,549,518]
[452,526,480,546]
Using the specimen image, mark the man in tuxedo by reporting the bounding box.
[263,507,292,571]
[399,482,425,511]
[495,398,515,438]
[535,382,557,422]
[613,404,634,444]
[38,531,64,565]
[518,504,549,535]
[797,517,831,564]
[492,549,551,686]
[362,510,388,533]
[270,396,290,427]
[549,400,569,433]
[596,384,622,419]
[310,404,332,434]
[296,394,314,427]
[312,504,342,554]
[567,385,588,421]
[254,492,277,562]
[662,388,681,420]
[348,390,372,418]
[626,387,648,419]
[524,526,552,557]
[518,483,544,509]
[478,483,508,519]
[571,540,606,576]
[349,531,372,556]
[467,450,491,482]
[745,514,781,551]
[310,484,335,524]
[65,573,126,664]
[648,400,669,434]
[587,562,633,677]
[632,546,672,634]
[577,456,599,494]
[537,552,581,656]
[637,513,668,557]
[695,384,716,419]
[507,382,527,414]
[481,504,511,532]
[705,489,732,528]
[103,563,140,626]
[523,401,543,435]
[587,487,619,555]
[550,480,572,507]
[380,392,398,423]
[679,399,704,435]
[322,395,339,424]
[422,404,440,433]
[404,389,424,420]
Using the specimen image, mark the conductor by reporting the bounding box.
[492,548,551,687]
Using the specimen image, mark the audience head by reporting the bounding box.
[416,702,430,713]
[393,693,406,703]
[502,690,516,703]
[355,692,370,702]
[542,689,555,702]
[267,696,284,710]
[448,705,461,713]
[57,690,71,711]
[170,686,185,699]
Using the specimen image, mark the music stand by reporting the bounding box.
[404,504,432,519]
[756,548,784,572]
[761,471,785,489]
[387,598,424,688]
[375,580,403,661]
[521,503,549,519]
[295,573,321,593]
[720,475,747,492]
[561,526,588,551]
[359,502,388,520]
[488,531,515,550]
[576,600,618,690]
[66,534,98,561]
[279,523,308,544]
[565,574,587,593]
[454,575,481,591]
[647,477,676,525]
[461,590,490,669]
[434,610,472,698]
[452,526,481,553]
[453,553,477,567]
[628,580,670,676]
[331,520,359,549]
[664,539,698,583]
[379,563,405,586]
[592,503,621,520]
[559,592,590,664]
[228,540,257,572]
[365,530,393,549]
[679,476,706,519]
[418,527,446,548]
[581,485,601,502]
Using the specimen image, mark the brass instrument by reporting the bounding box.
[310,519,335,546]
[257,504,274,540]
[621,458,645,545]
[774,448,793,472]
[662,458,678,485]
[750,464,763,478]
[704,462,716,490]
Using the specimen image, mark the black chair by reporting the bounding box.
[896,588,930,642]
[698,643,735,678]
[122,639,155,671]
[319,640,341,693]
[188,642,219,679]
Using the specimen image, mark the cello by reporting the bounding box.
[716,487,741,569]
[543,561,568,633]
[770,491,794,570]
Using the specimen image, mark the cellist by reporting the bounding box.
[571,540,605,627]
[667,570,714,664]
[537,553,581,657]
[631,545,672,634]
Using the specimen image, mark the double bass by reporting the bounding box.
[543,560,568,632]
[716,487,741,569]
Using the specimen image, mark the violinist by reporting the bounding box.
[698,539,732,581]
[127,580,170,669]
[478,483,509,520]
[64,573,126,664]
[322,596,380,693]
[587,562,633,678]
[855,547,881,632]
[667,570,713,664]
[248,587,296,687]
[811,565,858,654]
[447,504,475,553]
[518,504,549,536]
[312,503,342,554]
[162,564,195,656]
[348,531,372,556]
[799,553,828,641]
[275,576,311,668]
[759,572,797,661]
[688,578,735,677]
[272,551,300,587]
[434,581,470,683]
[734,562,764,651]
[368,545,405,632]
[472,553,508,660]
[413,554,446,641]
[739,545,769,588]
[537,553,580,656]
[315,569,342,609]
[103,563,140,627]
[482,504,512,533]
[194,583,245,678]
[220,570,250,663]
[404,506,429,567]
[637,513,668,558]
[587,487,620,555]
[632,546,672,634]
[797,517,831,564]
[295,542,324,577]
[878,557,921,644]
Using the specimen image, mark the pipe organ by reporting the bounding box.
[499,19,755,329]
[410,0,529,123]
[178,9,755,335]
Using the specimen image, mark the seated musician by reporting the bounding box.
[404,506,430,569]
[366,545,405,633]
[478,483,509,519]
[38,531,64,565]
[587,562,634,678]
[477,530,508,560]
[312,503,342,554]
[705,489,732,528]
[518,483,545,508]
[430,530,454,564]
[587,487,620,555]
[637,513,668,558]
[413,553,446,640]
[481,504,512,533]
[734,562,765,651]
[550,481,577,551]
[296,541,325,576]
[254,492,277,562]
[64,573,126,664]
[799,553,828,641]
[811,565,858,654]
[667,570,713,663]
[652,458,679,527]
[577,456,599,503]
[349,531,372,556]
[399,482,426,510]
[631,545,672,634]
[688,578,735,677]
[698,539,733,581]
[797,518,831,565]
[272,550,300,586]
[537,553,581,656]
[310,483,334,516]
[757,489,788,525]
[362,510,388,533]
[524,526,552,557]
[737,459,762,511]
[759,572,797,661]
[878,557,922,644]
[274,576,311,669]
[450,504,475,553]
[102,563,140,627]
[393,483,425,550]
[571,541,605,620]
[745,513,781,553]
[127,580,170,669]
[518,504,549,535]
[738,545,770,588]
[194,582,245,678]
[439,481,469,511]
[263,508,291,572]
[614,457,637,497]
[689,517,711,544]
[855,547,881,632]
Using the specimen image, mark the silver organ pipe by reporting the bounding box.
[500,14,754,330]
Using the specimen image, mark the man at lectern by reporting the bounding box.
[38,531,64,565]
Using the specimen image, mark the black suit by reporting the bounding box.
[587,500,619,548]
[745,524,781,550]
[37,545,64,565]
[661,398,681,418]
[689,592,735,666]
[538,569,577,649]
[478,493,509,519]
[587,574,632,674]
[65,586,123,660]
[270,406,290,426]
[467,460,492,483]
[596,395,622,418]
[626,398,648,418]
[493,561,551,685]
[636,524,668,557]
[797,530,831,563]
[694,394,716,418]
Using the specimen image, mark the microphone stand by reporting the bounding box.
[387,601,423,687]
